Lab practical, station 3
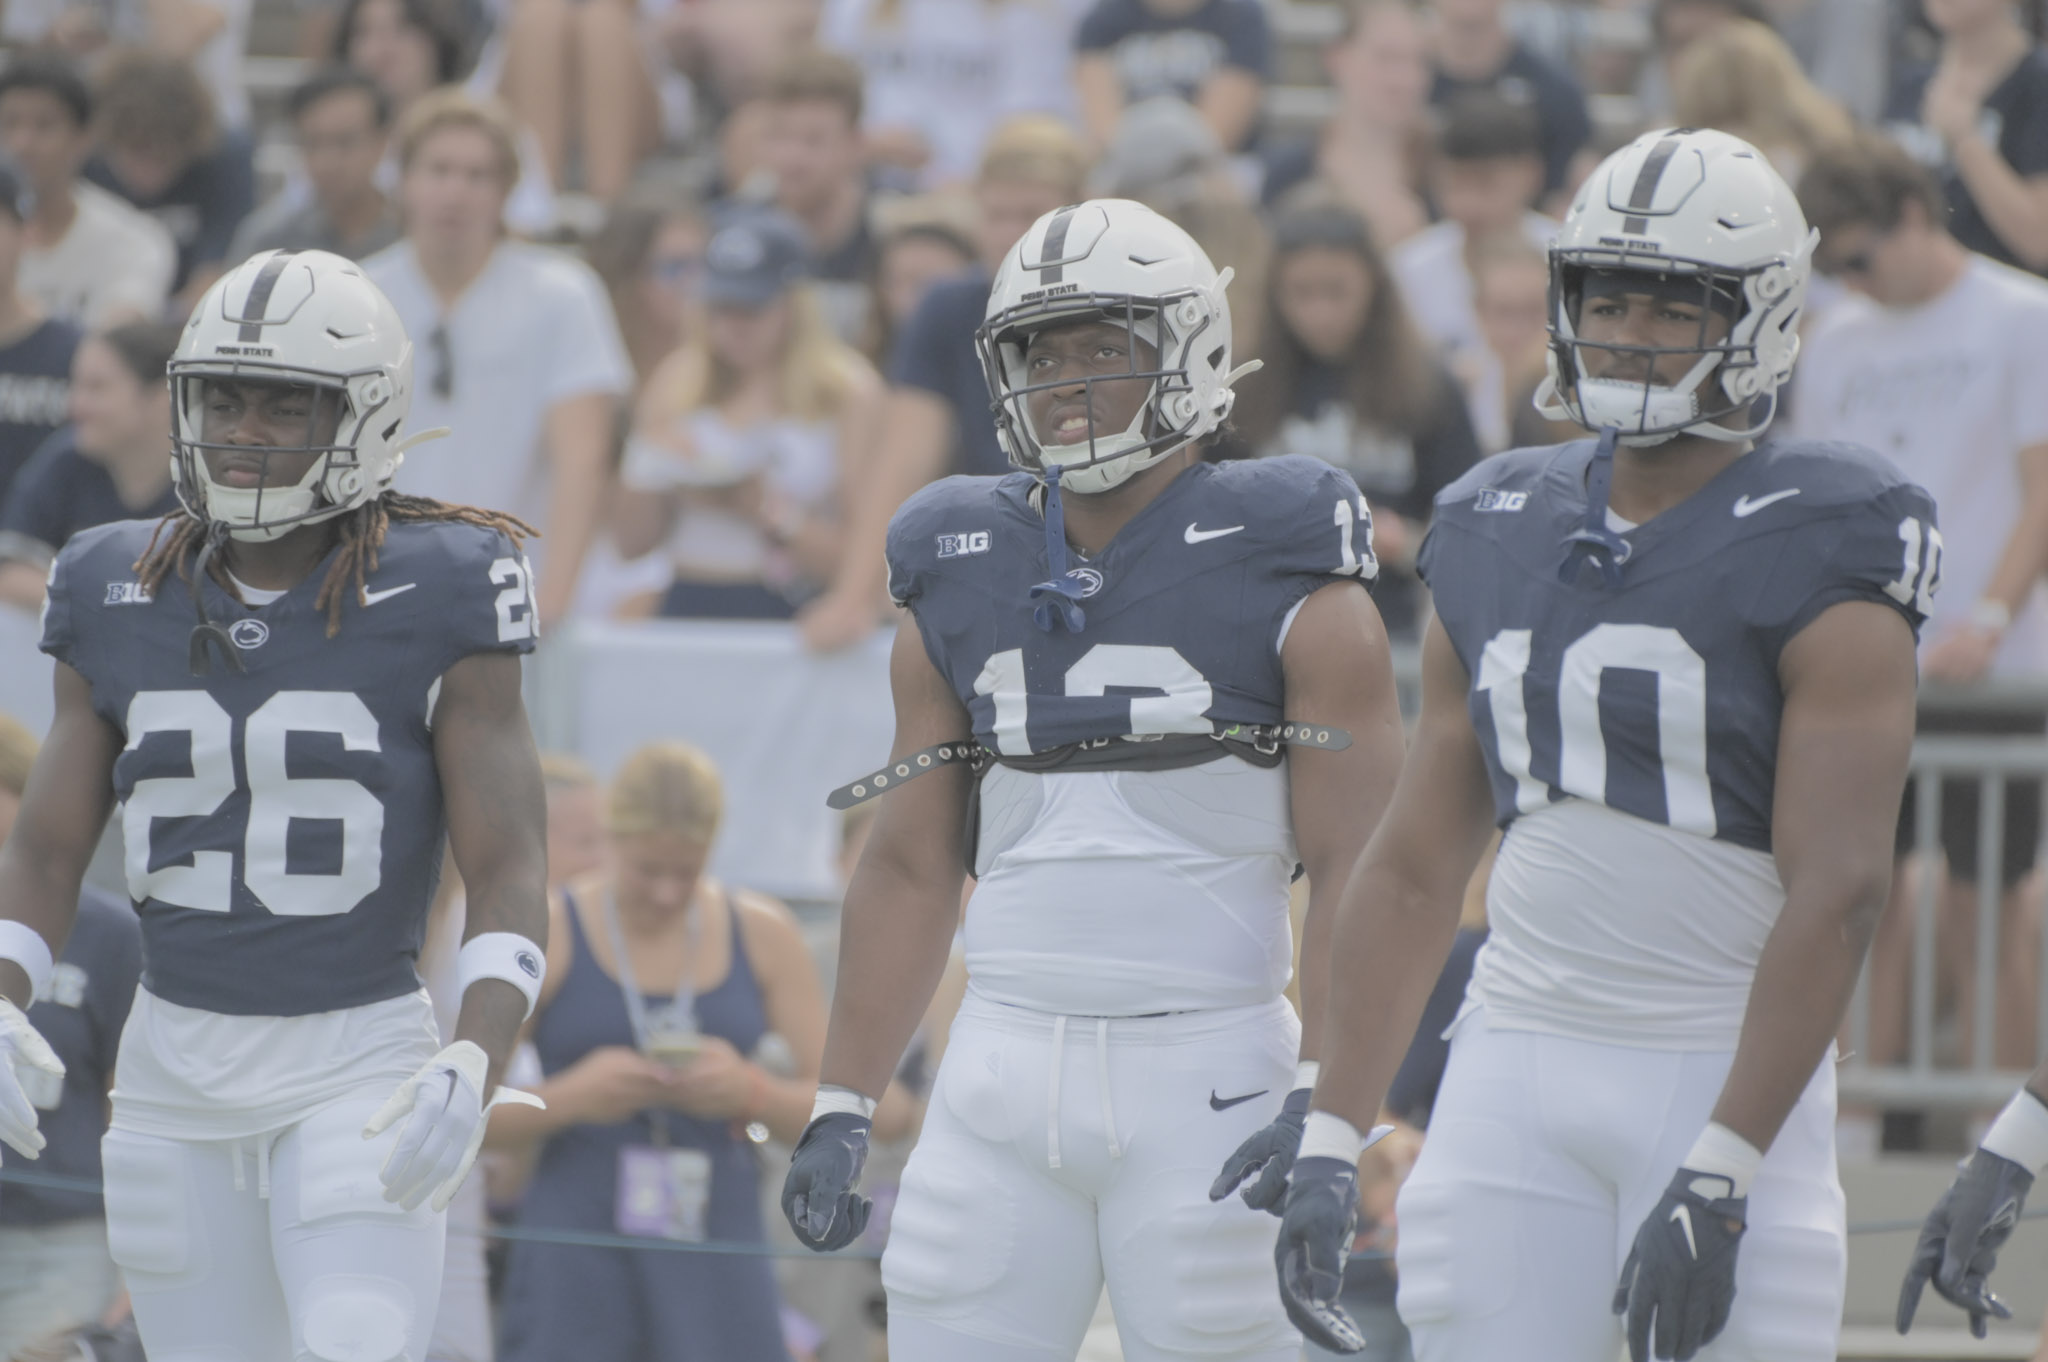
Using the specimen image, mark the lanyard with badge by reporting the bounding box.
[603,889,714,1242]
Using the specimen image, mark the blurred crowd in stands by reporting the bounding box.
[5,0,2048,1354]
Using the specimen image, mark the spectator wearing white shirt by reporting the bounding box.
[0,55,175,329]
[1390,91,1555,370]
[365,89,631,627]
[818,0,1085,188]
[1792,135,2048,1114]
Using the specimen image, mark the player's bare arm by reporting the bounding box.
[1313,618,1496,1131]
[0,664,118,1009]
[0,662,118,1157]
[1274,617,1495,1350]
[818,610,974,1099]
[1209,578,1406,1213]
[1711,598,1918,1151]
[1283,580,1407,1067]
[433,648,551,1093]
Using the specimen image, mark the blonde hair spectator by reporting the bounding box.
[395,87,521,187]
[1670,20,1854,180]
[0,711,36,798]
[605,741,724,845]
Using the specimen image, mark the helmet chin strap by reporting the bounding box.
[1559,427,1630,589]
[1028,463,1088,633]
[188,523,246,676]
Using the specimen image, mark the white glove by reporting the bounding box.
[0,998,63,1159]
[361,1041,544,1212]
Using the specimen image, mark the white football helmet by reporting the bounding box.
[1536,127,1817,446]
[171,249,433,541]
[978,199,1255,494]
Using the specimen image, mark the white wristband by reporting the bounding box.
[455,932,546,1020]
[1299,1110,1368,1163]
[1292,1060,1320,1092]
[1982,1089,2048,1175]
[0,920,55,1007]
[1683,1122,1765,1198]
[810,1083,877,1123]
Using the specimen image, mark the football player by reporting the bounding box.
[1896,1062,2048,1337]
[778,198,1408,1361]
[1272,128,1938,1362]
[0,248,550,1362]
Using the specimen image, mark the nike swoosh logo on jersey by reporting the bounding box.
[1209,1088,1269,1111]
[1186,523,1246,544]
[1670,1204,1699,1258]
[1731,489,1801,517]
[361,583,418,606]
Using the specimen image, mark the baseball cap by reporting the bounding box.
[701,208,810,308]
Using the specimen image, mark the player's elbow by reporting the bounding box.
[1788,856,1893,950]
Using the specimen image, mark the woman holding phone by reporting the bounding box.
[486,741,829,1362]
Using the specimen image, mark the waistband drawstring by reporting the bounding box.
[1048,1014,1067,1169]
[1095,1018,1121,1161]
[1045,1014,1126,1169]
[228,1135,275,1199]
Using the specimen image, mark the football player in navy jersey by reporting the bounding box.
[1273,128,1938,1362]
[0,248,551,1362]
[778,198,1408,1362]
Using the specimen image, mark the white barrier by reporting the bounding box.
[533,619,896,903]
[0,610,896,905]
[0,604,53,736]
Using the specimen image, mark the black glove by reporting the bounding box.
[1613,1168,1747,1362]
[1897,1146,2034,1338]
[1274,1154,1366,1354]
[1210,1087,1311,1214]
[781,1111,873,1251]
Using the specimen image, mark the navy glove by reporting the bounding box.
[1613,1168,1747,1362]
[1274,1154,1366,1354]
[781,1111,872,1251]
[1210,1087,1311,1214]
[1897,1147,2034,1338]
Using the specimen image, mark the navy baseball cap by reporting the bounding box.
[701,208,810,308]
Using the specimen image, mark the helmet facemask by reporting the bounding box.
[172,361,398,542]
[978,280,1239,496]
[1538,249,1805,447]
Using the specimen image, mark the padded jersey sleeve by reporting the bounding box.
[36,535,78,669]
[1242,456,1379,632]
[1764,478,1942,648]
[430,523,543,674]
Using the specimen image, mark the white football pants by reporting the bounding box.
[1395,1011,1845,1362]
[102,1086,446,1362]
[882,989,1302,1362]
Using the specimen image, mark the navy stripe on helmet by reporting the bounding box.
[236,251,298,343]
[1035,207,1077,286]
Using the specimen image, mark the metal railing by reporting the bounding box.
[1840,687,2048,1111]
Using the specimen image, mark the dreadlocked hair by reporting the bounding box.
[134,492,538,637]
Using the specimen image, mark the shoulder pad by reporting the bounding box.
[885,473,1027,606]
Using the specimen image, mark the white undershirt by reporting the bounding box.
[227,571,285,606]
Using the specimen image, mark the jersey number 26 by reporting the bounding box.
[122,690,384,916]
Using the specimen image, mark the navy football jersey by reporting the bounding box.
[886,455,1376,756]
[1418,437,1938,853]
[40,516,539,1016]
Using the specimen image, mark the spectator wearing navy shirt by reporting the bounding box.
[0,160,80,510]
[0,323,179,612]
[1885,0,2048,274]
[0,712,142,1362]
[83,49,254,309]
[794,116,1088,651]
[1424,0,1591,204]
[1074,0,1270,153]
